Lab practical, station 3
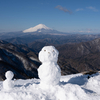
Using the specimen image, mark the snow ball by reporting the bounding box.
[5,71,14,80]
[39,46,59,63]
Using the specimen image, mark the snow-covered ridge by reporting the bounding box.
[0,73,100,100]
[23,24,52,33]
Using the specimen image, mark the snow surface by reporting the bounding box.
[23,24,51,33]
[38,46,61,86]
[0,73,100,100]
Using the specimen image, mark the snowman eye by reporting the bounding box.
[44,50,46,52]
[53,50,55,52]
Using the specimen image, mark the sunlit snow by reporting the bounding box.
[0,73,100,100]
[23,24,51,33]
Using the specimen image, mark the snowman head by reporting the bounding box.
[39,46,59,63]
[5,71,14,80]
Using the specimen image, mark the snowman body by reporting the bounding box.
[38,46,61,86]
[3,79,14,90]
[3,71,14,90]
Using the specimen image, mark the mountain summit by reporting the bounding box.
[23,24,52,33]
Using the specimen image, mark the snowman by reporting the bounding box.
[3,71,14,90]
[38,46,61,87]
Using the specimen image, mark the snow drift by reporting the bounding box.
[0,73,100,100]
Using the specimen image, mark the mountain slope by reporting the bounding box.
[6,34,100,53]
[0,40,40,80]
[57,38,100,74]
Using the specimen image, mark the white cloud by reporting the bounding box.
[75,8,84,12]
[78,28,93,33]
[79,30,91,33]
[86,6,99,12]
[67,28,100,34]
[55,5,72,14]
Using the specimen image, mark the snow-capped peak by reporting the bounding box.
[23,24,51,33]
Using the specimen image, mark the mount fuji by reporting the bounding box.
[23,24,52,33]
[23,24,60,33]
[0,24,68,40]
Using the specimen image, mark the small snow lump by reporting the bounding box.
[3,71,14,90]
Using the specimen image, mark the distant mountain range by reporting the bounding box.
[0,24,66,40]
[1,37,100,80]
[5,33,100,53]
[0,24,100,43]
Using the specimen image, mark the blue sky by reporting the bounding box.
[0,0,100,34]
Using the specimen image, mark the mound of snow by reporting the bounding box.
[85,73,100,94]
[0,73,100,100]
[23,24,51,33]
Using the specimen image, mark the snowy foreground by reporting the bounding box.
[0,73,100,100]
[0,45,100,100]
